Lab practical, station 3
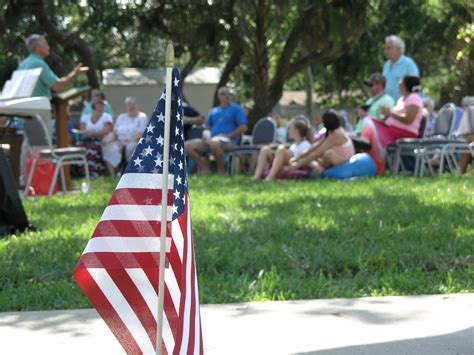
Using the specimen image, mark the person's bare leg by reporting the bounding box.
[252,146,273,179]
[185,141,210,173]
[309,159,325,176]
[210,139,226,174]
[265,146,290,181]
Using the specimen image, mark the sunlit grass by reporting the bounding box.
[0,175,473,311]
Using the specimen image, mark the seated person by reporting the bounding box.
[252,119,312,181]
[185,86,248,174]
[81,88,114,118]
[361,75,423,174]
[182,101,204,140]
[289,110,355,176]
[354,73,395,135]
[77,100,114,177]
[102,97,148,175]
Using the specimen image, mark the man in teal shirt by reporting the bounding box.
[17,34,88,100]
[354,74,395,135]
[382,35,419,101]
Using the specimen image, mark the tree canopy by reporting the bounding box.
[0,0,472,121]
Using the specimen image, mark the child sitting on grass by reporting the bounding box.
[252,119,312,181]
[289,110,355,176]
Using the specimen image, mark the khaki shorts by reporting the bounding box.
[187,138,235,154]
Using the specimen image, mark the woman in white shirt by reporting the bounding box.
[252,119,312,180]
[78,100,114,177]
[104,97,148,175]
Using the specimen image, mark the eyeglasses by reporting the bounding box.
[219,92,231,96]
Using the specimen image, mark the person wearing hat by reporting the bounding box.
[354,73,395,135]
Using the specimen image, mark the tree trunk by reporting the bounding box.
[304,65,314,123]
[180,49,201,103]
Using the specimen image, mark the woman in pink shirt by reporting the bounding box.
[361,75,423,174]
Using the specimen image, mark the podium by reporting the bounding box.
[52,86,91,148]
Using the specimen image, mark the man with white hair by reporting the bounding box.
[383,35,419,101]
[18,34,88,100]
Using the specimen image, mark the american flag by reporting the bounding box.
[73,68,203,355]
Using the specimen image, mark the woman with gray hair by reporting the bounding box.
[383,35,419,101]
[102,97,148,175]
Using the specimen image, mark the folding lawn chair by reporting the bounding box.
[23,114,90,196]
[227,117,277,175]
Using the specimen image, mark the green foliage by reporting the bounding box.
[0,176,472,311]
[286,0,471,106]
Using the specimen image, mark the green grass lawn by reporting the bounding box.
[0,176,473,311]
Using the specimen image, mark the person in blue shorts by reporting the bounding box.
[185,86,248,174]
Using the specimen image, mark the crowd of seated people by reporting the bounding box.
[73,93,148,178]
[47,33,473,180]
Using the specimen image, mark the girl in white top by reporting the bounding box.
[102,97,148,175]
[252,119,312,181]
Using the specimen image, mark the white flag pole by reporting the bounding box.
[156,43,174,355]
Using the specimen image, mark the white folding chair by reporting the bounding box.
[23,114,90,196]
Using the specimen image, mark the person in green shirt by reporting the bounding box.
[81,88,115,118]
[354,73,395,135]
[17,34,89,100]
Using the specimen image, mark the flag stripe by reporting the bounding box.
[83,237,172,254]
[109,188,174,206]
[92,220,172,238]
[78,252,165,269]
[165,263,181,314]
[88,268,156,355]
[171,219,184,261]
[117,172,174,190]
[100,204,173,222]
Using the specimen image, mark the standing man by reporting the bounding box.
[185,86,248,174]
[18,34,89,100]
[354,74,395,135]
[383,35,419,101]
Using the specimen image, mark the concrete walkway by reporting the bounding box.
[1,293,473,355]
